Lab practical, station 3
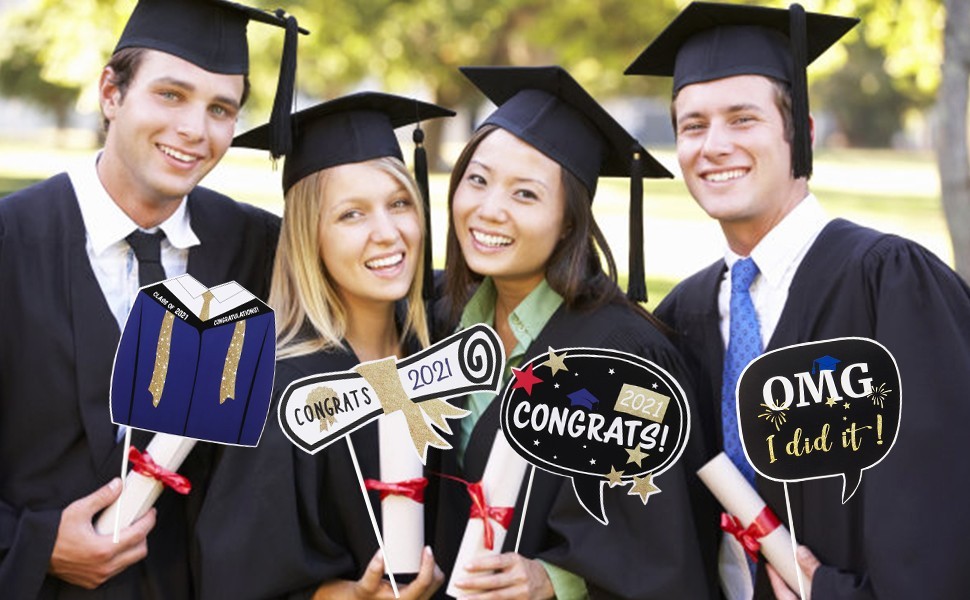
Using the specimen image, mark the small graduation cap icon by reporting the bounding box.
[811,355,841,374]
[568,389,600,410]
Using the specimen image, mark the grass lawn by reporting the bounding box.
[0,139,949,310]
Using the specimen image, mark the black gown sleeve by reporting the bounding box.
[810,237,970,599]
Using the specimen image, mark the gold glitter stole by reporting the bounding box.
[148,312,175,407]
[220,321,246,403]
[146,289,247,407]
[353,358,468,458]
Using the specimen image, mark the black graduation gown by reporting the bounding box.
[0,173,279,600]
[428,299,716,600]
[194,346,396,599]
[656,219,970,599]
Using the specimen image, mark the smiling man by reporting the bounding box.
[0,1,299,597]
[627,2,970,599]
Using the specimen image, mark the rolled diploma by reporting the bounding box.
[446,429,529,598]
[697,452,799,591]
[378,410,424,574]
[95,432,197,535]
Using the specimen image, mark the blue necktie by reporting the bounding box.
[722,257,761,485]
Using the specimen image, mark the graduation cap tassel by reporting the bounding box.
[413,124,436,333]
[268,10,299,160]
[626,149,647,303]
[789,3,812,179]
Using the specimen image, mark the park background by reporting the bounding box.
[1,0,966,308]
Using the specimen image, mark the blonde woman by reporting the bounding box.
[194,93,453,600]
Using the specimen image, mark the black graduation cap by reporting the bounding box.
[461,65,673,302]
[115,0,307,159]
[234,92,455,310]
[625,2,858,179]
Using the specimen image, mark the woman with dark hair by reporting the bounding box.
[430,67,715,599]
[193,93,454,600]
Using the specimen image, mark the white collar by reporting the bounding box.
[163,274,254,319]
[724,194,829,283]
[70,152,200,255]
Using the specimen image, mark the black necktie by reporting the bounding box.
[126,230,167,287]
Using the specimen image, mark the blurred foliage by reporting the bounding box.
[0,0,946,149]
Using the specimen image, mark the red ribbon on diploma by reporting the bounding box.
[128,447,192,495]
[720,507,781,562]
[364,477,428,503]
[434,473,514,551]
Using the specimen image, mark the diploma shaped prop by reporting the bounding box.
[697,453,799,590]
[277,324,503,460]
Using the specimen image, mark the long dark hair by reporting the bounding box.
[443,124,661,329]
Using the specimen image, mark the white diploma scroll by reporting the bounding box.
[697,452,799,592]
[446,429,530,598]
[95,433,197,535]
[378,411,425,575]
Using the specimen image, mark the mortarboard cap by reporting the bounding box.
[461,65,673,302]
[233,92,454,194]
[625,2,858,179]
[234,92,455,311]
[115,0,307,159]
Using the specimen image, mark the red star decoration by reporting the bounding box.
[510,364,543,396]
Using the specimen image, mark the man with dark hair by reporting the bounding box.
[0,1,299,597]
[628,2,970,599]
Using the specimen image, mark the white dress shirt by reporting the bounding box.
[69,153,200,330]
[715,194,830,599]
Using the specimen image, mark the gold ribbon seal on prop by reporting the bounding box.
[353,358,468,459]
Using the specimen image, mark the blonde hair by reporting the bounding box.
[270,156,429,359]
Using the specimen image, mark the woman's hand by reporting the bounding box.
[451,552,554,600]
[313,547,444,600]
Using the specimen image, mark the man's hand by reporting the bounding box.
[452,552,554,600]
[313,547,444,600]
[48,478,156,589]
[767,545,822,599]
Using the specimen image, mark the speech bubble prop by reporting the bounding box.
[500,347,690,524]
[110,275,276,446]
[738,337,901,503]
[278,324,503,462]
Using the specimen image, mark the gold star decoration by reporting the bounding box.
[843,402,851,410]
[825,397,839,408]
[605,466,624,487]
[541,347,569,376]
[628,473,661,504]
[626,445,648,467]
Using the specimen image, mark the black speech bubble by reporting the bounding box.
[500,347,690,524]
[738,337,901,503]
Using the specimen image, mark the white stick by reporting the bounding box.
[784,483,805,600]
[346,435,399,599]
[513,465,535,554]
[113,427,132,543]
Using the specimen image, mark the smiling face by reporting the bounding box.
[98,49,243,219]
[317,161,422,313]
[452,128,566,295]
[673,74,809,254]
